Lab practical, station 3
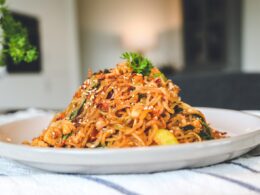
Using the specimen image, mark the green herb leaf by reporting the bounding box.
[200,121,213,140]
[138,93,147,101]
[0,0,5,5]
[121,52,153,76]
[90,78,100,89]
[192,113,213,140]
[153,72,167,81]
[69,99,86,121]
[62,132,72,140]
[181,125,195,131]
[199,130,212,140]
[173,105,183,114]
[192,114,205,122]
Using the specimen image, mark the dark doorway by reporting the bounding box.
[182,0,242,73]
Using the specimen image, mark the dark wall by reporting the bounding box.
[171,73,260,110]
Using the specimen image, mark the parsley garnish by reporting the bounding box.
[121,52,153,76]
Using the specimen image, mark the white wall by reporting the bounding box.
[242,0,260,72]
[78,0,183,75]
[0,0,81,110]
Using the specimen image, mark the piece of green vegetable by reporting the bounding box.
[181,125,195,131]
[138,93,147,101]
[121,52,153,76]
[173,105,183,114]
[192,113,212,140]
[0,0,38,65]
[62,132,72,140]
[153,72,167,81]
[192,114,205,122]
[199,130,212,140]
[69,99,86,121]
[199,121,213,140]
[89,77,100,89]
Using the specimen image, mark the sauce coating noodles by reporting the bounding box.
[27,62,226,148]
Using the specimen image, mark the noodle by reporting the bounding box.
[27,61,227,148]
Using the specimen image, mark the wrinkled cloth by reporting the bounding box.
[0,109,259,195]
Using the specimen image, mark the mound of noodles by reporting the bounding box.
[27,62,226,148]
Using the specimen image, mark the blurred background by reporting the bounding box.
[0,0,259,111]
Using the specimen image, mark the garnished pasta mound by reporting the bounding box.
[27,53,226,148]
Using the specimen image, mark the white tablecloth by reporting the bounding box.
[0,109,259,195]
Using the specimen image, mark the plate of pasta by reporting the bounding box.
[0,52,259,174]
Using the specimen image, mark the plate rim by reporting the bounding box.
[0,107,260,165]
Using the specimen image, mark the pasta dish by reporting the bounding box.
[27,52,226,148]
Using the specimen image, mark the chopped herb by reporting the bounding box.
[69,99,86,121]
[97,143,105,148]
[121,52,153,76]
[62,132,72,140]
[90,78,100,89]
[174,105,183,114]
[69,110,78,121]
[153,73,161,78]
[200,121,213,140]
[104,69,110,73]
[181,125,195,131]
[192,114,205,122]
[138,93,147,101]
[191,113,212,140]
[153,72,167,81]
[199,129,212,140]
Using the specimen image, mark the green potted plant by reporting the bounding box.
[0,0,38,77]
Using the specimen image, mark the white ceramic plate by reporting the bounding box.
[0,107,260,174]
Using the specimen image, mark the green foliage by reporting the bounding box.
[0,0,5,6]
[121,52,153,76]
[0,1,38,65]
